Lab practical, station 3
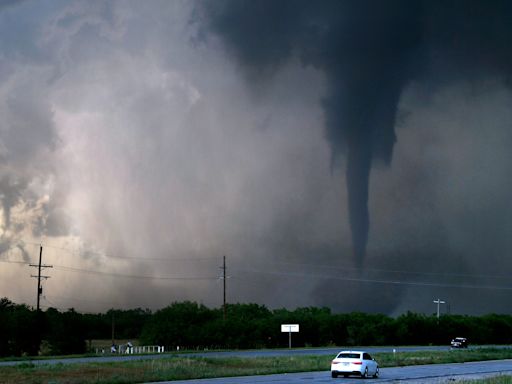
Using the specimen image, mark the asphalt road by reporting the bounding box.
[1,347,511,383]
[153,359,512,384]
[0,345,457,367]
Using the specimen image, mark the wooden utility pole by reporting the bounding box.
[29,245,52,311]
[111,311,115,347]
[222,256,227,320]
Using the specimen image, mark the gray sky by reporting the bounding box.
[0,0,511,315]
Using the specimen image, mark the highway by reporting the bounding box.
[0,345,456,367]
[154,359,512,384]
[1,346,511,383]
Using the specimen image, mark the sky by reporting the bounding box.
[0,0,511,315]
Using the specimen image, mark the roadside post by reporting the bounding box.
[281,324,299,349]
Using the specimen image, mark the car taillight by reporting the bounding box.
[353,361,362,365]
[331,361,339,364]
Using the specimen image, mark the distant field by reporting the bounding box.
[1,348,512,384]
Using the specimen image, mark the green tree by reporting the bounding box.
[8,303,40,356]
[44,308,86,355]
[0,298,14,356]
[140,301,216,348]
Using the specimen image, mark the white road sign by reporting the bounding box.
[281,324,299,333]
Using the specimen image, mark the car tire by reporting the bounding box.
[331,372,337,378]
[373,367,379,378]
[362,367,368,379]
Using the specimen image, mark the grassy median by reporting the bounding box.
[0,348,511,384]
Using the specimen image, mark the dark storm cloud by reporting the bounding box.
[196,0,512,265]
[0,0,24,10]
[1,0,511,315]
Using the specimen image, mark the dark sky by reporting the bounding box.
[0,0,511,315]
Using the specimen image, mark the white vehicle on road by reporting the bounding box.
[331,350,379,378]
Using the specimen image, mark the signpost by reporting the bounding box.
[281,324,299,349]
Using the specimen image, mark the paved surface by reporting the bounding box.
[4,345,502,367]
[153,359,512,384]
[1,347,511,383]
[0,346,456,367]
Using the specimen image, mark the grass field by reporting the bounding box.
[0,348,511,384]
[460,377,512,384]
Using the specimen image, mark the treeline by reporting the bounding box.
[0,298,150,357]
[1,297,512,357]
[139,303,512,350]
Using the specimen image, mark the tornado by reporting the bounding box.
[197,0,421,264]
[196,0,512,266]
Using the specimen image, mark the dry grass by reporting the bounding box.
[376,347,512,367]
[0,348,511,384]
[0,356,327,384]
[461,376,512,384]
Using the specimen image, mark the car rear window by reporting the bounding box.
[338,353,361,359]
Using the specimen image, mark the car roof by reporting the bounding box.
[338,350,366,354]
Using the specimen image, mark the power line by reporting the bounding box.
[106,255,222,262]
[263,260,512,280]
[0,259,31,265]
[33,242,221,262]
[4,254,512,291]
[45,294,120,307]
[7,242,510,281]
[231,267,512,291]
[4,242,512,292]
[52,264,218,280]
[39,304,66,311]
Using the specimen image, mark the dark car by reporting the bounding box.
[450,337,468,348]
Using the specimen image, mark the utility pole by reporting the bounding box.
[221,256,227,320]
[433,298,445,320]
[29,245,52,311]
[111,311,115,348]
